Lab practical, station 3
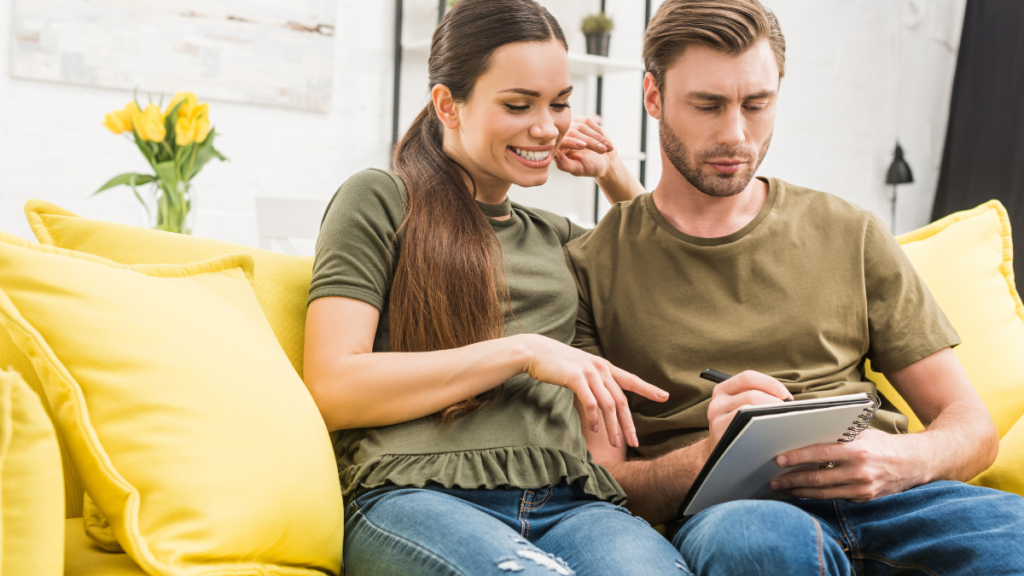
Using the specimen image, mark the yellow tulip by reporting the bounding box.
[165,91,198,118]
[132,103,167,142]
[102,102,140,134]
[175,101,211,146]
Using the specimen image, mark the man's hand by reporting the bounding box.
[770,429,927,501]
[707,371,793,458]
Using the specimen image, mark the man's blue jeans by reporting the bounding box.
[673,480,1024,575]
[343,482,690,575]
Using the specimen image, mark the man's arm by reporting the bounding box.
[771,348,998,500]
[583,372,793,525]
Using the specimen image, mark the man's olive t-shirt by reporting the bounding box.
[564,178,960,458]
[309,168,625,505]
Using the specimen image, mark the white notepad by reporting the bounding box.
[680,393,879,517]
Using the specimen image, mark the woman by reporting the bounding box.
[304,1,688,574]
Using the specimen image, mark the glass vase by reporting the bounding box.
[145,180,196,235]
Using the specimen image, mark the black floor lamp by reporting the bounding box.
[885,142,913,233]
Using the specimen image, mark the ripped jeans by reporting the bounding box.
[343,482,690,576]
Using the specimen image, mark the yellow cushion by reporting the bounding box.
[864,200,1024,495]
[24,200,314,378]
[0,231,343,576]
[0,309,82,518]
[65,518,147,576]
[0,368,64,576]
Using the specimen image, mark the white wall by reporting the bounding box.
[0,0,396,245]
[0,0,965,247]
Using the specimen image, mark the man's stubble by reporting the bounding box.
[659,113,772,198]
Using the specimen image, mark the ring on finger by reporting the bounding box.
[819,461,836,469]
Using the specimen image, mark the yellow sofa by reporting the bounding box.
[3,199,1023,575]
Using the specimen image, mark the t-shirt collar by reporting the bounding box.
[644,177,778,247]
[476,197,513,220]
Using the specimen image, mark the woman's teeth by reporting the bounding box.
[513,148,550,162]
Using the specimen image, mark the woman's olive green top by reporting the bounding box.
[309,168,625,506]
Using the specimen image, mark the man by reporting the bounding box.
[565,1,1024,574]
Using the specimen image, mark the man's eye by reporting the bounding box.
[504,104,529,112]
[745,104,767,112]
[697,105,718,112]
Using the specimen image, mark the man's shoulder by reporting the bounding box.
[771,178,876,231]
[566,193,650,257]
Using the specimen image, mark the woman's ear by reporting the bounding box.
[643,72,662,121]
[432,84,460,129]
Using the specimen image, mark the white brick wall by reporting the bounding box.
[0,0,964,247]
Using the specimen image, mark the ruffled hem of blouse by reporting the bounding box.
[341,445,626,506]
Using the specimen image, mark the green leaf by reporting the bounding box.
[164,99,185,150]
[132,130,157,169]
[154,160,181,208]
[188,128,228,180]
[92,173,155,195]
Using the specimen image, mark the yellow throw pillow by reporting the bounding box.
[864,200,1024,495]
[0,319,82,518]
[0,368,64,576]
[0,231,342,576]
[24,200,314,378]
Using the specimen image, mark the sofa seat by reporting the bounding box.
[64,519,145,576]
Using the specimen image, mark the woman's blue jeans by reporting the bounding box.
[343,482,690,575]
[672,480,1024,576]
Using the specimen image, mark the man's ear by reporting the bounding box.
[643,72,662,121]
[432,84,460,129]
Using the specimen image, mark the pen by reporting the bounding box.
[699,369,794,401]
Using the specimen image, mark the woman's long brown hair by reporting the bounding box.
[390,0,566,420]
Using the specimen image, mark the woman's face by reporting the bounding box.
[443,40,572,194]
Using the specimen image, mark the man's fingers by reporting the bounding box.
[771,465,856,492]
[712,389,786,417]
[776,441,847,468]
[571,124,612,151]
[565,130,608,153]
[717,371,793,401]
[610,366,669,402]
[558,136,587,150]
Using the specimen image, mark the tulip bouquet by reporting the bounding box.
[96,92,226,234]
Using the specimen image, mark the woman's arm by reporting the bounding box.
[555,115,646,204]
[304,296,670,446]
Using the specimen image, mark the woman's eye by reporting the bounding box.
[551,103,570,111]
[504,104,529,113]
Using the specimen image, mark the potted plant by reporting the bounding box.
[582,12,614,57]
[96,92,226,234]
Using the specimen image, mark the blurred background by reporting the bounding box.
[0,0,1019,266]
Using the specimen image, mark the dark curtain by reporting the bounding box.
[933,0,1024,285]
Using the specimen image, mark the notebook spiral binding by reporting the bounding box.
[838,393,882,443]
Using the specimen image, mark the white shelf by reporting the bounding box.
[402,40,643,77]
[567,52,644,76]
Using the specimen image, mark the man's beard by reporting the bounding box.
[659,116,772,198]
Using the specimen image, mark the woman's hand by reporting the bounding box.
[554,115,617,179]
[515,334,669,449]
[706,371,792,460]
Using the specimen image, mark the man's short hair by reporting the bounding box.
[643,0,786,90]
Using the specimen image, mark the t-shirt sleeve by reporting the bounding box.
[863,213,960,373]
[307,169,407,311]
[564,246,605,358]
[566,219,589,243]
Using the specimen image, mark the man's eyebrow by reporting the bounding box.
[686,90,777,102]
[499,86,573,97]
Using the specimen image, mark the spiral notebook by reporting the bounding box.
[679,393,881,517]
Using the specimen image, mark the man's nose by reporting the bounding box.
[718,105,746,148]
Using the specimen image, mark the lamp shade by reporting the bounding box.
[886,142,914,185]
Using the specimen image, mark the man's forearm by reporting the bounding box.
[605,438,709,525]
[908,398,998,485]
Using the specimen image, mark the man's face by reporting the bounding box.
[647,39,779,198]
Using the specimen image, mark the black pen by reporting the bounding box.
[699,369,794,401]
